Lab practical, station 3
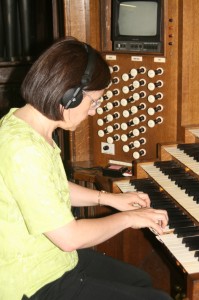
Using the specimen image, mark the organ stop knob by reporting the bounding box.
[147,105,163,116]
[133,91,146,101]
[107,134,120,144]
[133,149,146,159]
[121,97,135,106]
[148,80,163,91]
[134,137,146,148]
[98,125,114,137]
[147,68,164,78]
[133,126,146,136]
[148,117,163,128]
[148,92,163,103]
[123,143,135,153]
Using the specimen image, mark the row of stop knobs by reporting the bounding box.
[97,103,163,127]
[100,91,163,107]
[105,78,164,98]
[103,139,147,158]
[109,65,164,79]
[98,119,163,140]
[97,100,163,115]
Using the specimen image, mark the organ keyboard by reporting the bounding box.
[116,178,199,274]
[115,142,199,299]
[161,145,199,175]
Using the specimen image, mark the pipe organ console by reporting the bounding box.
[91,56,169,165]
[87,0,183,167]
[90,50,179,166]
[115,130,199,300]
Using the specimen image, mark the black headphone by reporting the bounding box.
[60,44,96,109]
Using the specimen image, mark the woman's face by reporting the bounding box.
[59,90,104,131]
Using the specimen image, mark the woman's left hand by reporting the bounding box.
[106,192,151,211]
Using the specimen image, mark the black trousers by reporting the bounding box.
[22,249,173,300]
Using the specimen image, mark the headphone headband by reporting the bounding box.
[61,43,96,109]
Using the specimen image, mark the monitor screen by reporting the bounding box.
[118,1,158,36]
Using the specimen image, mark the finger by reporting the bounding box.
[149,225,163,235]
[131,198,144,208]
[154,209,169,220]
[151,216,168,235]
[137,192,151,207]
[135,196,150,208]
[132,202,141,208]
[154,214,169,228]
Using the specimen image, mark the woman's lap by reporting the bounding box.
[77,248,152,287]
[76,249,172,300]
[24,249,173,300]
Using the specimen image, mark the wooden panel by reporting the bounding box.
[52,0,65,39]
[183,125,199,143]
[181,0,199,127]
[100,0,112,51]
[61,0,93,162]
[122,229,171,293]
[87,0,101,49]
[69,123,91,162]
[187,274,199,300]
[63,0,87,40]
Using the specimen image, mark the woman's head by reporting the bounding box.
[21,37,111,120]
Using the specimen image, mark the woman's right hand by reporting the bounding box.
[126,207,169,235]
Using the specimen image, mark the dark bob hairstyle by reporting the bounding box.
[21,37,111,120]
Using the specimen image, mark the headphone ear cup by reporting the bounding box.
[61,87,83,109]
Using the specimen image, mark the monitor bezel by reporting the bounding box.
[111,0,163,43]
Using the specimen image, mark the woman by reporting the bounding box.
[0,37,172,300]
